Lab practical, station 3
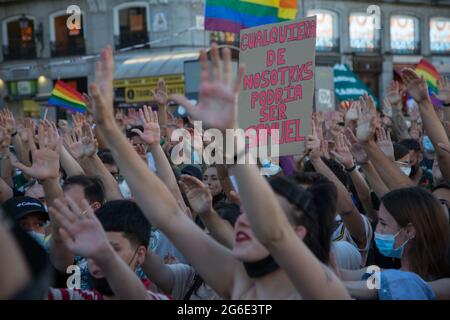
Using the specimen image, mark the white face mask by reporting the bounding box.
[400,166,412,176]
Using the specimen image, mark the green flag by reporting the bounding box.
[333,64,378,107]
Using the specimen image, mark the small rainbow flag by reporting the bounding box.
[415,58,442,106]
[48,80,87,113]
[205,0,298,34]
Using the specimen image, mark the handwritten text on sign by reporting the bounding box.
[238,17,317,156]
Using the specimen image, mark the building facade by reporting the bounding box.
[0,0,449,118]
[0,0,206,118]
[304,0,450,106]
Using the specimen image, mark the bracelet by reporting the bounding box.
[11,131,18,137]
[443,102,450,108]
[345,164,357,173]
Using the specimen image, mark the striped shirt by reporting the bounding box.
[48,288,170,300]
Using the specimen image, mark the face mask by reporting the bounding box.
[374,231,409,259]
[88,247,140,296]
[423,136,435,153]
[409,164,420,177]
[243,255,280,278]
[28,231,46,248]
[400,166,412,176]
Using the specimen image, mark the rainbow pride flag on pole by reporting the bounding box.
[415,58,442,106]
[205,0,298,34]
[48,80,87,113]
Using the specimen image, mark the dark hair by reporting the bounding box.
[126,126,144,139]
[269,173,337,264]
[400,139,422,153]
[393,143,410,161]
[381,187,450,280]
[96,200,151,248]
[431,180,450,193]
[98,150,116,166]
[63,175,105,205]
[303,157,349,188]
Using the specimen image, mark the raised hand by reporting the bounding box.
[356,95,377,143]
[345,128,369,164]
[131,106,160,146]
[90,46,116,128]
[49,196,110,259]
[345,101,359,122]
[171,44,245,131]
[64,123,97,160]
[179,174,213,215]
[386,80,402,106]
[306,122,322,160]
[401,68,430,103]
[152,78,169,106]
[433,77,450,104]
[12,121,61,180]
[382,98,393,118]
[376,127,394,161]
[331,134,354,169]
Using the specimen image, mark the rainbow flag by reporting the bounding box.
[205,0,298,34]
[48,80,87,113]
[415,58,442,106]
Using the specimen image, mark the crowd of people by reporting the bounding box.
[1,44,450,300]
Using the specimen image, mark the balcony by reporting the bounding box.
[115,30,149,50]
[51,37,86,57]
[2,39,36,60]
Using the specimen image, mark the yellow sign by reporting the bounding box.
[114,74,185,103]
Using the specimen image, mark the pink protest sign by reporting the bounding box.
[238,16,316,156]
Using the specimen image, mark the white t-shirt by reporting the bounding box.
[332,214,373,267]
[331,241,362,270]
[167,263,222,300]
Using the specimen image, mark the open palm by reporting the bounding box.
[50,197,110,258]
[171,44,245,131]
[132,106,160,146]
[12,124,60,180]
[180,175,212,215]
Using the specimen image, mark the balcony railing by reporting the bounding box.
[115,30,149,50]
[2,39,36,60]
[51,37,86,57]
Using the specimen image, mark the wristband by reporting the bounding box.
[11,131,18,137]
[345,164,357,173]
[443,102,450,108]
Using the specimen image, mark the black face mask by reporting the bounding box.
[88,247,140,297]
[409,164,420,177]
[243,255,280,278]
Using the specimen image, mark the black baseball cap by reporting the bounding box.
[181,164,203,181]
[2,196,49,222]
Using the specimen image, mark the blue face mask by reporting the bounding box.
[374,231,409,259]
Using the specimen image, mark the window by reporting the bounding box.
[390,15,420,54]
[307,9,339,52]
[430,17,450,53]
[2,15,36,60]
[349,12,380,52]
[114,3,150,50]
[50,12,85,57]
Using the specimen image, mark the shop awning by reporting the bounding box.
[114,50,200,79]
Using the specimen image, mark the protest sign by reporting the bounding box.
[238,16,317,156]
